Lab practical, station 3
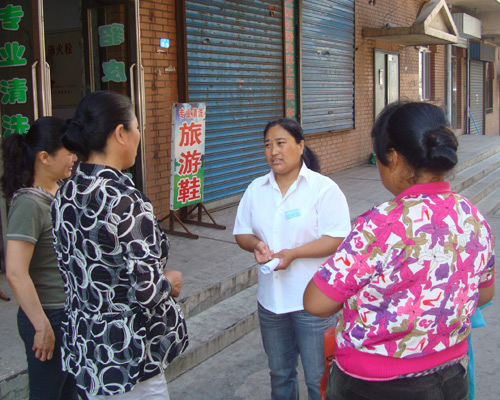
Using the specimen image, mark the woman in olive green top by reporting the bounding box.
[2,117,78,400]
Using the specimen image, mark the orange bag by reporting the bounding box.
[320,327,336,400]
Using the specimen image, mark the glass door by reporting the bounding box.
[82,0,146,190]
[1,0,145,190]
[43,0,84,121]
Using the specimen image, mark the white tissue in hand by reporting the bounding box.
[260,258,280,274]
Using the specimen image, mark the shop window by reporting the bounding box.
[419,48,431,101]
[485,62,494,113]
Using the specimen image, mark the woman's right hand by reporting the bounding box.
[33,322,55,361]
[254,241,273,264]
[163,269,183,297]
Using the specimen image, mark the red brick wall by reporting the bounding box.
[485,51,499,136]
[430,45,446,105]
[139,0,177,217]
[307,0,428,176]
[138,0,459,211]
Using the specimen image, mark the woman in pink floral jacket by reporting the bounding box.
[304,102,495,400]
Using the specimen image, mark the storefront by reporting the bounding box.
[177,0,355,203]
[0,0,147,189]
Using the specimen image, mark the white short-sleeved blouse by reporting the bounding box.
[234,163,351,314]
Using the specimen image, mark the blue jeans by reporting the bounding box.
[326,362,469,400]
[258,302,337,400]
[17,307,79,400]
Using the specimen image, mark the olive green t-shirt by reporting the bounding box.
[7,193,66,308]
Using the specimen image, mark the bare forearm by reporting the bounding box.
[303,279,343,317]
[6,240,49,330]
[235,234,261,253]
[7,274,49,329]
[292,236,344,260]
[478,284,494,307]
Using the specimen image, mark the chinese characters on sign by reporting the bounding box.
[46,30,83,106]
[284,1,297,119]
[98,23,126,83]
[170,103,206,210]
[0,3,30,136]
[0,4,24,31]
[98,23,125,47]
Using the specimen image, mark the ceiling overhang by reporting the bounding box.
[362,0,459,46]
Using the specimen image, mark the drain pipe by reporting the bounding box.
[445,44,452,126]
[465,39,470,134]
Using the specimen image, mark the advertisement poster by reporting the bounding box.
[170,103,206,210]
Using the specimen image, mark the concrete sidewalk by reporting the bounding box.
[167,134,500,400]
[1,134,500,399]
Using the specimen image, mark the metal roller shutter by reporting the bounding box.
[469,60,484,135]
[185,0,284,202]
[301,0,355,134]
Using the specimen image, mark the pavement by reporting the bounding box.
[1,134,500,400]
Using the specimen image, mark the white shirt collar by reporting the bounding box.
[261,162,312,188]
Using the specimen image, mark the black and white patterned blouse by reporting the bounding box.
[51,163,188,396]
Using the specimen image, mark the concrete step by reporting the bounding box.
[453,135,500,174]
[450,151,500,195]
[179,265,257,319]
[459,167,500,206]
[476,186,500,217]
[166,284,259,382]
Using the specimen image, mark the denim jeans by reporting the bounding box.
[258,302,337,400]
[326,362,469,400]
[17,307,79,400]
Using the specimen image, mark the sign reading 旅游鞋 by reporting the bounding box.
[170,103,206,211]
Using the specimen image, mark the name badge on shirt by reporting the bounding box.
[285,209,301,219]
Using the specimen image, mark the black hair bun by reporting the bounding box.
[425,127,458,172]
[61,118,88,158]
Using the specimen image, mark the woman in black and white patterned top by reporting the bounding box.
[51,91,188,399]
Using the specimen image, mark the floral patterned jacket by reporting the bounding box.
[314,181,495,380]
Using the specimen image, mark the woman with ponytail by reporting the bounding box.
[3,117,78,400]
[233,118,351,399]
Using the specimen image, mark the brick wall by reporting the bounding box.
[139,0,177,217]
[485,50,499,136]
[307,0,429,176]
[138,0,460,211]
[430,45,446,105]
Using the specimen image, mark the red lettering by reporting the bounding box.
[178,150,202,175]
[177,176,202,204]
[179,121,203,146]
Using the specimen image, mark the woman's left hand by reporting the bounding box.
[33,322,55,361]
[163,269,183,297]
[272,248,297,271]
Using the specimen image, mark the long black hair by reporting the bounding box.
[1,117,64,199]
[263,118,320,173]
[371,101,458,174]
[62,91,134,161]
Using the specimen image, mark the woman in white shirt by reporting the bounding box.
[233,118,351,400]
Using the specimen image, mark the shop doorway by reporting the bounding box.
[1,0,146,189]
[374,50,400,118]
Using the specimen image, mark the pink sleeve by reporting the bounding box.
[313,210,381,303]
